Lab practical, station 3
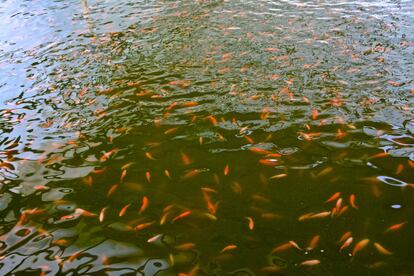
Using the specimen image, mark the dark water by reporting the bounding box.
[0,0,414,274]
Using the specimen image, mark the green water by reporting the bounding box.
[0,0,414,275]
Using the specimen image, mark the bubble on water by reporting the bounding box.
[0,193,12,211]
[390,204,402,209]
[55,202,77,213]
[363,126,382,136]
[377,176,408,187]
[236,129,252,136]
[15,228,31,237]
[0,241,6,250]
[366,162,379,169]
[382,134,414,146]
[279,147,299,155]
[41,188,73,202]
[268,256,288,269]
[32,234,49,242]
[409,152,414,161]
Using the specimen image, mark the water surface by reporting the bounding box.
[0,0,414,274]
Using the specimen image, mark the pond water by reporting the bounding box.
[0,0,414,275]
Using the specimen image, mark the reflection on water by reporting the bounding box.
[0,0,414,274]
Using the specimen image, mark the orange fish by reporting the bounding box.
[163,204,175,213]
[395,164,404,174]
[121,162,135,170]
[182,169,202,180]
[147,234,163,243]
[198,136,204,145]
[289,240,302,251]
[145,152,156,160]
[338,231,352,243]
[164,127,179,135]
[53,239,69,246]
[202,189,217,214]
[271,242,293,253]
[172,210,191,222]
[338,205,349,216]
[160,212,170,225]
[119,204,131,217]
[246,217,254,230]
[300,132,321,141]
[67,251,81,263]
[298,212,314,221]
[311,109,318,120]
[206,115,218,126]
[180,101,198,108]
[300,260,320,266]
[100,148,118,161]
[269,173,287,179]
[248,147,272,155]
[165,102,178,112]
[139,196,149,214]
[82,176,93,187]
[201,187,217,193]
[145,171,151,183]
[311,211,331,219]
[120,170,127,182]
[385,222,406,233]
[261,212,282,220]
[107,184,118,197]
[221,244,237,253]
[325,192,341,203]
[181,152,191,166]
[92,168,107,174]
[299,211,331,221]
[34,185,49,190]
[349,194,358,209]
[259,159,279,166]
[307,235,320,251]
[340,237,353,251]
[224,164,229,176]
[352,239,369,256]
[265,153,282,158]
[164,170,171,179]
[335,129,347,140]
[175,243,196,250]
[164,169,171,178]
[244,136,255,144]
[335,198,343,210]
[135,221,154,231]
[369,152,389,159]
[374,242,393,255]
[99,207,107,222]
[260,109,270,120]
[76,208,95,217]
[317,167,333,178]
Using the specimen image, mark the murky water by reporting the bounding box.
[0,0,414,274]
